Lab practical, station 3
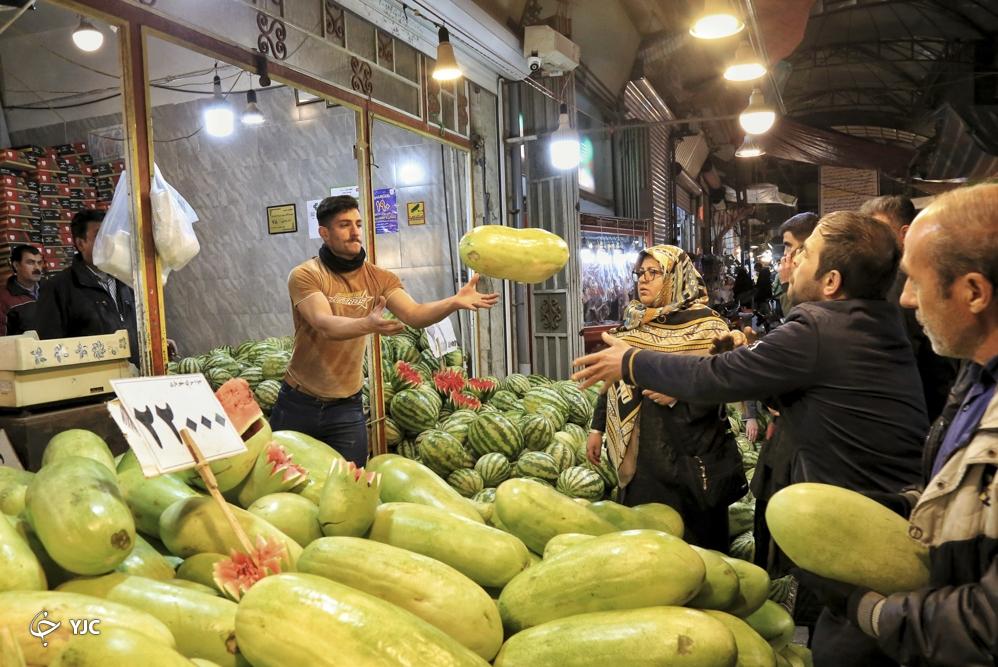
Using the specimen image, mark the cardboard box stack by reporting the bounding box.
[0,144,122,284]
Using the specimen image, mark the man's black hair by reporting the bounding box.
[315,195,360,228]
[11,244,40,264]
[778,212,819,244]
[70,209,106,241]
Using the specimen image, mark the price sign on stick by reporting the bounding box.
[108,375,246,477]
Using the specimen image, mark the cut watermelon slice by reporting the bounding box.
[216,378,264,436]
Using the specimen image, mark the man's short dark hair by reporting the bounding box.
[11,244,40,264]
[859,195,916,233]
[814,211,899,300]
[315,195,360,228]
[70,209,106,241]
[778,212,819,244]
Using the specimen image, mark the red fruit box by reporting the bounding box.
[3,202,40,219]
[35,157,61,171]
[0,174,28,190]
[94,201,110,212]
[72,142,88,155]
[44,258,70,272]
[0,149,26,163]
[67,175,86,187]
[38,197,64,210]
[43,245,76,260]
[0,189,32,204]
[0,230,31,244]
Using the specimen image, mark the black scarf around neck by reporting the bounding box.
[319,244,366,273]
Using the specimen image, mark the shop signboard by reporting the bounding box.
[373,188,398,234]
[266,204,297,235]
[406,201,425,225]
[108,375,247,477]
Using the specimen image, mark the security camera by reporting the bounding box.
[527,55,542,72]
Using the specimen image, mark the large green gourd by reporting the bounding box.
[235,573,490,667]
[493,607,737,667]
[459,225,569,284]
[766,483,930,594]
[498,529,706,632]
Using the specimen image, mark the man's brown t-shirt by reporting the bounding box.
[285,258,402,399]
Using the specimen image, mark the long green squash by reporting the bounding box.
[498,529,705,632]
[235,573,489,667]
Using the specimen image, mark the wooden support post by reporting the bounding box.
[180,428,256,563]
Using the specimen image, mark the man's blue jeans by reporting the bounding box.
[268,382,368,466]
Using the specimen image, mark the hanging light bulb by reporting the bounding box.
[72,17,104,52]
[735,135,765,158]
[724,42,766,82]
[690,0,744,40]
[204,66,235,138]
[241,88,265,125]
[739,88,776,135]
[550,103,581,170]
[432,27,462,81]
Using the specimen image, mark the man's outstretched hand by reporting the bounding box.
[366,296,406,335]
[571,332,631,392]
[453,274,500,311]
[710,327,757,355]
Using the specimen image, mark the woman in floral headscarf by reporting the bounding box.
[587,245,746,550]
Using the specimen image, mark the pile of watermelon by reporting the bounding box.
[168,336,293,413]
[360,321,617,503]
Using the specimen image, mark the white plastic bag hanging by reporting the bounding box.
[151,164,200,271]
[92,169,134,284]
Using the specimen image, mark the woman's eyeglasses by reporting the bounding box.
[632,268,664,281]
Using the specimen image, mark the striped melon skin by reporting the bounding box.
[420,430,474,477]
[518,413,556,452]
[254,380,281,411]
[384,417,403,447]
[448,469,485,498]
[473,488,497,504]
[207,367,233,390]
[441,410,480,444]
[489,390,519,412]
[561,424,588,447]
[467,413,524,459]
[475,453,512,487]
[393,337,422,364]
[527,374,553,387]
[544,441,575,472]
[503,374,532,397]
[556,385,594,426]
[556,466,605,501]
[391,388,441,434]
[515,452,560,482]
[536,404,568,431]
[397,439,420,460]
[522,387,570,418]
[234,340,258,360]
[239,366,264,388]
[177,357,202,375]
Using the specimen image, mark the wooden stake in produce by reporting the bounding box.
[180,428,258,565]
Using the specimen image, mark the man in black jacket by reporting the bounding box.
[573,211,928,666]
[35,209,138,366]
[860,195,959,422]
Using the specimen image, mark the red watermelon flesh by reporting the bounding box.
[216,378,264,436]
